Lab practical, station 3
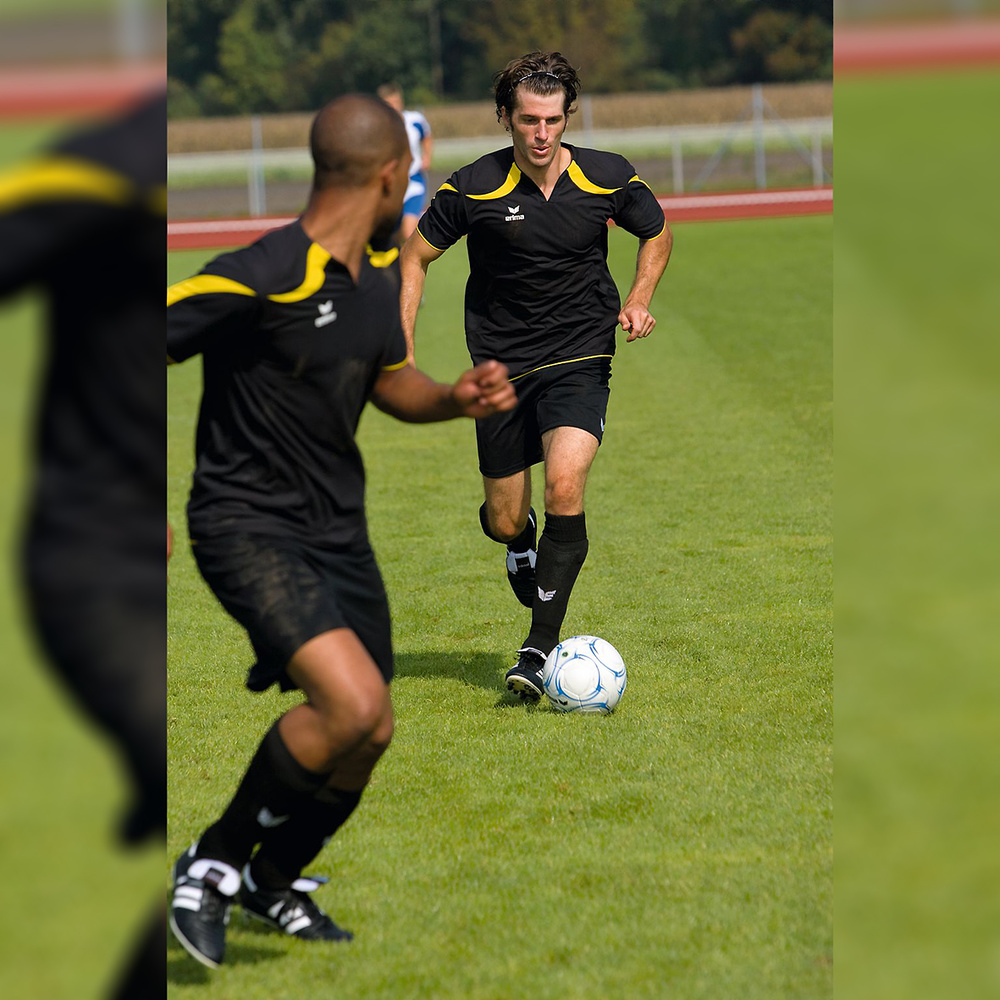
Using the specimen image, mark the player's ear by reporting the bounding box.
[378,158,398,195]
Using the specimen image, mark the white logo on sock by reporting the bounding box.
[257,806,290,828]
[538,587,557,602]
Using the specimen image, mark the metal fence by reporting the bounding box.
[168,86,832,219]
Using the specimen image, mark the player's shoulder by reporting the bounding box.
[404,108,430,130]
[202,220,312,297]
[567,145,638,190]
[56,92,165,190]
[445,148,515,197]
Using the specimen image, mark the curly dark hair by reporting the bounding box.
[493,51,581,128]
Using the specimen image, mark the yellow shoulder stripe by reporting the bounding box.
[267,242,331,303]
[0,155,133,211]
[167,274,257,307]
[467,163,521,201]
[381,358,409,372]
[416,227,445,252]
[436,181,458,194]
[367,245,399,268]
[644,220,668,242]
[628,174,653,192]
[567,161,621,195]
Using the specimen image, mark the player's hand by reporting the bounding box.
[619,302,656,342]
[452,360,516,418]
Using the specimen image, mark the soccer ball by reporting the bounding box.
[542,635,626,714]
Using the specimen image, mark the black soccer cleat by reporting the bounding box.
[505,508,537,608]
[239,866,353,942]
[505,647,546,702]
[169,842,240,969]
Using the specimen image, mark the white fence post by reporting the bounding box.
[672,132,684,194]
[248,115,266,218]
[752,83,766,190]
[812,130,824,187]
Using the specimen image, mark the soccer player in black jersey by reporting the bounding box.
[399,51,673,700]
[0,92,166,999]
[167,94,515,970]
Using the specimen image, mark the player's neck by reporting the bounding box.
[514,144,571,198]
[300,189,378,282]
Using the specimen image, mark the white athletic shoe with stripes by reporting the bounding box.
[169,842,240,969]
[238,864,353,942]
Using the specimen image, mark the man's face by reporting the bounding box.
[504,90,567,171]
[372,149,412,242]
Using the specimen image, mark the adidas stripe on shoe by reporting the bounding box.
[239,865,353,942]
[169,843,240,969]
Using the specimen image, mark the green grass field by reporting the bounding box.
[168,216,831,999]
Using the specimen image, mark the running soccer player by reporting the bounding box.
[377,82,433,241]
[399,51,672,701]
[166,94,514,970]
[0,91,166,1000]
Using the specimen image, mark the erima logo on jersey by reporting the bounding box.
[257,807,289,828]
[538,586,557,602]
[505,204,524,222]
[315,300,338,328]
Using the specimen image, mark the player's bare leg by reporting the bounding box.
[481,468,532,540]
[234,630,391,943]
[280,629,394,775]
[540,425,598,516]
[507,427,598,700]
[171,630,391,965]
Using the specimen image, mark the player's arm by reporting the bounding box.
[371,359,515,423]
[167,263,259,364]
[619,224,673,342]
[398,232,445,364]
[420,130,434,172]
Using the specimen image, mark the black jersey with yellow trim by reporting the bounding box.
[417,143,665,377]
[168,220,408,548]
[0,92,165,590]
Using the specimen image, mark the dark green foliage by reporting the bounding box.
[167,0,833,117]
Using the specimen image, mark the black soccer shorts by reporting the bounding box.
[475,356,612,478]
[192,532,394,692]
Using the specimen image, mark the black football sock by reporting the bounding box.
[249,787,364,890]
[523,512,589,655]
[195,721,328,869]
[479,502,536,549]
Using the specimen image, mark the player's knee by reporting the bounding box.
[544,478,583,515]
[480,502,523,543]
[367,711,394,759]
[314,691,387,758]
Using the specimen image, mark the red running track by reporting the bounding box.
[167,186,832,250]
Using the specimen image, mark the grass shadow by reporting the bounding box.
[392,649,548,711]
[393,650,508,694]
[167,933,284,984]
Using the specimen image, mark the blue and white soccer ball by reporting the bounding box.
[542,635,626,714]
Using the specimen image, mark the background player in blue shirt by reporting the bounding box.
[377,82,434,242]
[399,51,672,700]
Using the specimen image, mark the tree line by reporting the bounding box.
[168,0,832,118]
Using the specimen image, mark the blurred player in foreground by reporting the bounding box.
[167,94,515,969]
[0,92,166,998]
[399,51,672,700]
[377,82,433,241]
